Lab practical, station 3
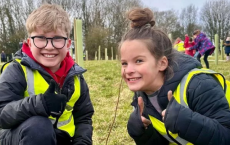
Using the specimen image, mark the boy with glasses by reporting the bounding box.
[0,3,94,145]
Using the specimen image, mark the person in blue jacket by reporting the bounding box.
[119,7,230,145]
[1,51,6,62]
[223,37,230,62]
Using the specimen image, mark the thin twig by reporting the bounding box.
[105,77,123,145]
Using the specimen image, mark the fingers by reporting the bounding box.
[138,97,144,115]
[141,116,151,128]
[162,109,166,121]
[47,79,56,93]
[138,97,151,128]
[167,90,173,101]
[162,90,173,121]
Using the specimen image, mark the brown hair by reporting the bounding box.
[26,4,71,37]
[118,8,177,79]
[193,29,201,36]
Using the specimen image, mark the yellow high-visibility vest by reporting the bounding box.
[149,68,230,145]
[174,42,185,52]
[4,59,81,137]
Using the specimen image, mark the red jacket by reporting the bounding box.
[184,36,195,57]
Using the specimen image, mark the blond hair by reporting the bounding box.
[26,4,71,37]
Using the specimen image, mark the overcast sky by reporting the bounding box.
[140,0,207,12]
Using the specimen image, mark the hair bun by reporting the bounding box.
[128,8,155,28]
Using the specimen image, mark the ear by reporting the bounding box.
[158,56,168,71]
[66,39,71,49]
[27,38,32,48]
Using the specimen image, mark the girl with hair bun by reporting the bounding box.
[119,7,230,145]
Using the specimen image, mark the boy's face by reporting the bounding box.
[28,28,71,72]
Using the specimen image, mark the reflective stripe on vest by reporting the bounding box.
[225,80,230,106]
[149,68,228,145]
[174,68,228,108]
[149,116,192,145]
[14,59,81,137]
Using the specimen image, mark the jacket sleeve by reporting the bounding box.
[184,36,189,48]
[189,37,201,50]
[0,62,49,129]
[127,95,169,145]
[164,73,230,145]
[72,75,94,145]
[224,43,230,46]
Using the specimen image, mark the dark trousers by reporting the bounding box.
[0,116,70,145]
[1,58,6,62]
[196,49,212,69]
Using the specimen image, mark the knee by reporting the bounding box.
[21,116,54,137]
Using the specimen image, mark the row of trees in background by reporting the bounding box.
[0,0,229,60]
[155,0,230,45]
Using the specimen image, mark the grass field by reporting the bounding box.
[83,60,134,145]
[83,57,230,145]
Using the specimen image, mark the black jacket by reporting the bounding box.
[0,50,94,145]
[128,53,230,145]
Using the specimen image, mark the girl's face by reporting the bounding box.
[193,35,197,39]
[120,40,168,94]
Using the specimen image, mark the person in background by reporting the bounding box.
[184,34,195,57]
[119,7,230,145]
[1,51,6,62]
[0,3,94,145]
[223,37,230,62]
[173,37,185,53]
[188,30,215,68]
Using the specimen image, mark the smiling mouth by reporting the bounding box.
[43,54,57,58]
[128,77,141,81]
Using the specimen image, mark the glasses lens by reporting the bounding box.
[52,37,66,49]
[33,37,47,49]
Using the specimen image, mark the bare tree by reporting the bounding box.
[154,10,179,34]
[200,0,230,43]
[0,0,28,55]
[84,0,141,59]
[180,4,199,36]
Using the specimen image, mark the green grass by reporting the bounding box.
[83,58,230,145]
[83,60,134,145]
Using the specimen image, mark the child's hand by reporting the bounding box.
[43,80,67,117]
[138,97,151,128]
[161,90,173,121]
